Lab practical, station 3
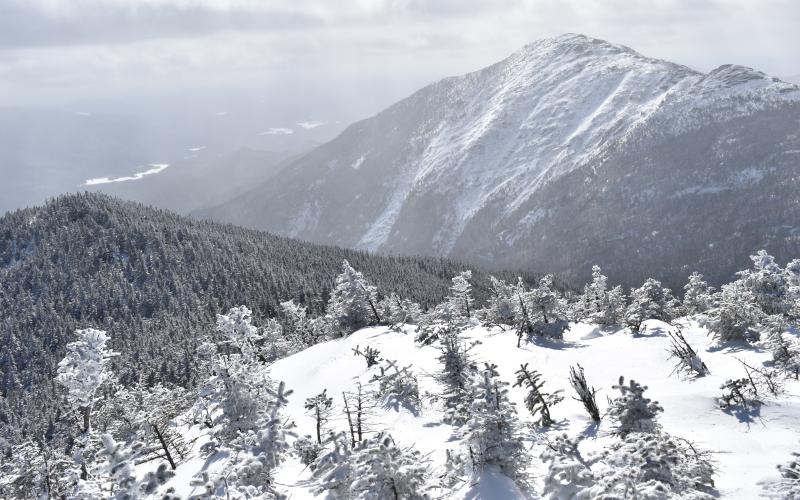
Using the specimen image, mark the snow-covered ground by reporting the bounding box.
[160,320,800,498]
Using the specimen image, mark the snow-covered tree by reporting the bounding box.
[448,270,475,319]
[261,317,293,363]
[625,278,677,332]
[569,364,601,422]
[280,299,317,348]
[313,432,429,500]
[56,328,117,481]
[529,275,569,340]
[703,281,763,344]
[667,329,709,378]
[98,433,141,499]
[349,433,430,500]
[94,383,192,471]
[0,439,73,499]
[589,432,716,499]
[762,315,800,378]
[607,376,663,436]
[372,361,421,413]
[461,363,529,485]
[576,266,627,326]
[738,250,792,316]
[328,260,381,334]
[376,293,422,326]
[483,276,518,327]
[216,305,261,362]
[764,451,800,499]
[683,272,715,315]
[437,329,477,426]
[56,328,116,435]
[541,434,595,499]
[305,389,334,445]
[513,363,563,427]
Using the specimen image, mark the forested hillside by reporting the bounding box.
[0,193,538,443]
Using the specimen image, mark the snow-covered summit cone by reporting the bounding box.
[198,34,800,288]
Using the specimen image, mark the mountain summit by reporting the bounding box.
[199,34,800,287]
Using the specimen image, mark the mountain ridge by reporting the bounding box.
[198,34,800,288]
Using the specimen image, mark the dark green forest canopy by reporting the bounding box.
[0,192,540,439]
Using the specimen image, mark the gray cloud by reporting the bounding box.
[0,0,798,109]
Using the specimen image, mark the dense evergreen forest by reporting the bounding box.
[0,193,540,443]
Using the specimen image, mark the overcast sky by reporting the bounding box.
[2,0,798,113]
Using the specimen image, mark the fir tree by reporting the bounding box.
[607,376,663,436]
[513,363,563,427]
[305,389,334,445]
[328,260,382,334]
[625,278,677,333]
[448,270,475,319]
[683,272,715,315]
[461,363,529,485]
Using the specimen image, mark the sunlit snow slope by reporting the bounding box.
[163,320,800,499]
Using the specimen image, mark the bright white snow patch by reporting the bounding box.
[187,146,206,152]
[259,127,294,135]
[84,164,169,186]
[351,155,366,170]
[297,120,326,129]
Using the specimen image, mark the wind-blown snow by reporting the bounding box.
[83,164,169,186]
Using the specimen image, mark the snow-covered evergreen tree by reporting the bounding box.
[328,260,382,335]
[372,361,421,413]
[56,328,116,435]
[483,276,518,327]
[764,451,800,499]
[529,275,569,340]
[280,299,317,348]
[305,389,333,445]
[541,434,595,499]
[261,317,293,363]
[314,432,429,500]
[625,278,677,332]
[704,281,763,344]
[56,328,117,482]
[569,364,601,422]
[98,433,141,499]
[376,293,422,326]
[216,305,262,362]
[349,433,430,500]
[589,432,716,499]
[437,329,477,426]
[461,363,529,486]
[513,363,563,427]
[738,250,792,316]
[607,376,663,436]
[449,270,475,319]
[576,265,627,326]
[683,272,715,315]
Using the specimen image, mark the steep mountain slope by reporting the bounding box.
[0,193,535,440]
[200,34,800,288]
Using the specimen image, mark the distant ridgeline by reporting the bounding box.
[0,192,540,439]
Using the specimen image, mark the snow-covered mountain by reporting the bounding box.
[199,34,800,288]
